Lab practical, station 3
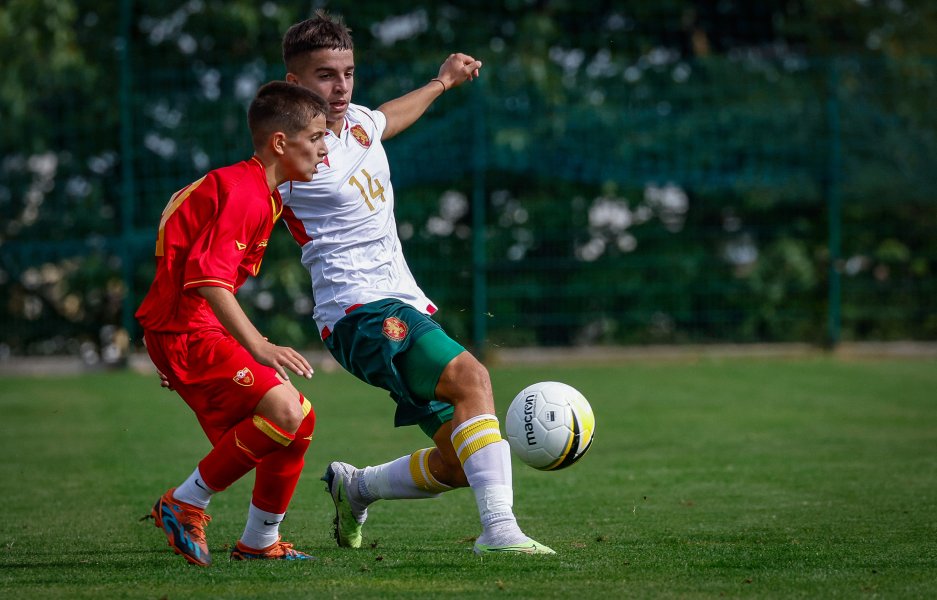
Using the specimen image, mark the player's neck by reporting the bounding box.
[327,119,343,137]
[252,154,279,192]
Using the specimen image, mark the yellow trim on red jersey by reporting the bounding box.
[182,278,235,291]
[155,176,207,256]
[269,194,282,222]
[250,155,282,223]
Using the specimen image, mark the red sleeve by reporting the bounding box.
[182,172,264,292]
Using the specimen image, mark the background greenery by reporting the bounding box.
[1,0,936,360]
[1,358,935,598]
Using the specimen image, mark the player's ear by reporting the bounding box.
[285,73,299,84]
[271,131,288,155]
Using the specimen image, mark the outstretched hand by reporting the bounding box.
[378,52,484,139]
[436,53,483,90]
[251,340,314,381]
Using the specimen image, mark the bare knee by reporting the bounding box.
[254,383,304,433]
[436,351,492,404]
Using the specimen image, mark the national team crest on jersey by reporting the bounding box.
[233,367,255,386]
[382,317,408,341]
[350,124,371,148]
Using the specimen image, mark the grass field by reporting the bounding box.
[1,356,936,598]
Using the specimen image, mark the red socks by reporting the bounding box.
[253,404,315,513]
[198,396,315,502]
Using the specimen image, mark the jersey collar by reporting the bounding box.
[249,156,283,221]
[327,118,351,142]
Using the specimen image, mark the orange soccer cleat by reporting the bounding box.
[230,538,315,561]
[151,488,212,566]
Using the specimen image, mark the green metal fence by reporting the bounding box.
[2,2,935,359]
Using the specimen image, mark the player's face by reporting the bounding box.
[288,48,355,133]
[283,114,329,182]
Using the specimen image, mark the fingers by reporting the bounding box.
[440,53,483,87]
[255,341,315,381]
[157,368,174,391]
[290,351,314,379]
[460,56,483,80]
[460,55,482,79]
[275,347,315,380]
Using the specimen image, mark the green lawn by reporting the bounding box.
[1,356,935,598]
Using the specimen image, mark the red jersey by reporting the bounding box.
[136,157,282,333]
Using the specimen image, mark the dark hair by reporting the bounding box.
[282,10,354,71]
[247,81,328,150]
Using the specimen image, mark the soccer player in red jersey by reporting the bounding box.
[136,81,328,565]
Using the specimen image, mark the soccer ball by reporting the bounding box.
[505,381,595,471]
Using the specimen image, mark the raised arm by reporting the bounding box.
[377,52,483,140]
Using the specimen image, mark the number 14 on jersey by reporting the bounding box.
[349,169,386,211]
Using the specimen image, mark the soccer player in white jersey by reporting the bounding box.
[279,12,554,555]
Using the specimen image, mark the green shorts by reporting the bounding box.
[323,299,465,437]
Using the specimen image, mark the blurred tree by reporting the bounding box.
[1,0,935,354]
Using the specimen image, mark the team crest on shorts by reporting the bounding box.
[382,317,408,341]
[350,124,371,148]
[233,367,255,387]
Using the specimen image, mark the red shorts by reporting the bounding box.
[144,328,282,444]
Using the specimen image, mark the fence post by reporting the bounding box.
[825,59,842,347]
[118,0,137,341]
[471,80,488,359]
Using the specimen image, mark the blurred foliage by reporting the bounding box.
[1,0,936,357]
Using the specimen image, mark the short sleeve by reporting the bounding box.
[360,105,388,139]
[183,174,262,291]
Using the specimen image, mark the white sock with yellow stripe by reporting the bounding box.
[450,414,527,547]
[359,448,452,503]
[407,447,453,495]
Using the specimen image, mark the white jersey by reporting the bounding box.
[280,103,436,338]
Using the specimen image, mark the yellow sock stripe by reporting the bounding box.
[234,432,257,457]
[407,448,451,493]
[252,415,295,447]
[451,417,499,449]
[409,449,432,491]
[452,418,502,465]
[457,432,502,465]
